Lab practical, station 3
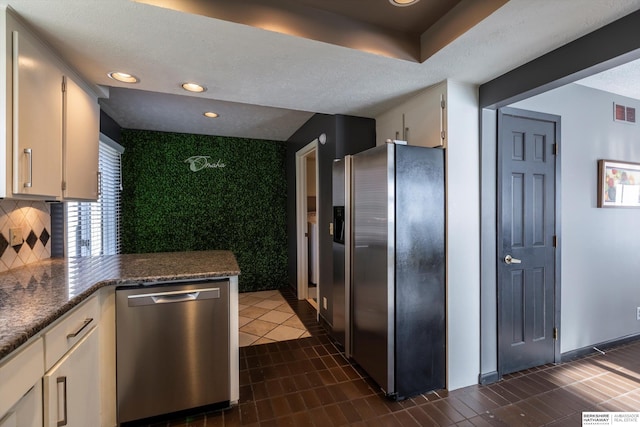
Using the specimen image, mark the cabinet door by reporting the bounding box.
[0,381,43,427]
[43,328,99,427]
[12,29,63,199]
[0,339,44,419]
[0,413,15,427]
[375,105,404,146]
[63,76,99,201]
[402,85,446,148]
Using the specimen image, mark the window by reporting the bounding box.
[66,135,124,257]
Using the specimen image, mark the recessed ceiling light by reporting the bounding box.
[107,72,139,83]
[182,82,207,93]
[203,112,219,118]
[389,0,420,6]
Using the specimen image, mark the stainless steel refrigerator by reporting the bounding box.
[338,143,445,400]
[332,157,351,356]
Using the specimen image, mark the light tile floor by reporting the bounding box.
[238,290,311,346]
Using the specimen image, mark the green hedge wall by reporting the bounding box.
[120,130,288,292]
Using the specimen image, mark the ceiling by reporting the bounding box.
[576,58,640,101]
[2,0,640,141]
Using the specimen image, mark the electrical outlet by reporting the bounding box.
[323,297,328,310]
[9,227,23,246]
[637,307,640,321]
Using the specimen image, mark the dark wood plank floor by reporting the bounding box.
[134,287,640,426]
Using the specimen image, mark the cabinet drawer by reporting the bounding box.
[0,338,44,418]
[44,296,99,370]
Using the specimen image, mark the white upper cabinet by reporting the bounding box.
[376,81,448,148]
[0,7,101,201]
[11,27,63,199]
[375,109,404,144]
[63,75,99,200]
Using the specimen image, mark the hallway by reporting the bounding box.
[137,287,640,426]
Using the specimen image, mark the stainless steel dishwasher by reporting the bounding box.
[116,279,230,424]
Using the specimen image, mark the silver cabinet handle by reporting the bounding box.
[24,148,32,188]
[56,376,68,426]
[504,255,522,264]
[66,318,93,339]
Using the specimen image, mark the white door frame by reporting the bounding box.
[295,139,319,301]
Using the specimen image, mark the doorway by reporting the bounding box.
[295,140,319,312]
[497,107,561,376]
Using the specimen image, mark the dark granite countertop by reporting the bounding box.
[0,250,240,360]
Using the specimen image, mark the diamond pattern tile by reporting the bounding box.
[26,230,38,249]
[0,200,52,270]
[1,241,17,268]
[238,290,310,346]
[39,228,50,247]
[0,233,7,258]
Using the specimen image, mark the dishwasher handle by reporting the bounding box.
[127,287,221,307]
[152,292,199,304]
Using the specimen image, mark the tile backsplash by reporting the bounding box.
[0,200,51,273]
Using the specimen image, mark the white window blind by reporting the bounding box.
[66,135,124,257]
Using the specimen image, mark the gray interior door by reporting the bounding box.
[498,107,558,376]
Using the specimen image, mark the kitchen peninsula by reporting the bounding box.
[0,250,240,427]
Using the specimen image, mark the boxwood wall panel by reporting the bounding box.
[121,129,287,292]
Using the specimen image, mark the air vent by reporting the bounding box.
[614,102,636,124]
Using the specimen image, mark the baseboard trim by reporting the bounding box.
[479,371,500,385]
[318,314,332,334]
[561,333,640,362]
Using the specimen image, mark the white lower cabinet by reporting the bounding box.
[0,338,44,427]
[43,327,99,427]
[0,292,112,427]
[0,412,15,427]
[0,381,42,427]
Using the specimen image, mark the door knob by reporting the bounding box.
[504,255,522,265]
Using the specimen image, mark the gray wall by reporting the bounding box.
[511,83,640,353]
[287,114,336,324]
[100,110,122,143]
[286,114,375,327]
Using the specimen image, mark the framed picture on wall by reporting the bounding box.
[597,159,640,207]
